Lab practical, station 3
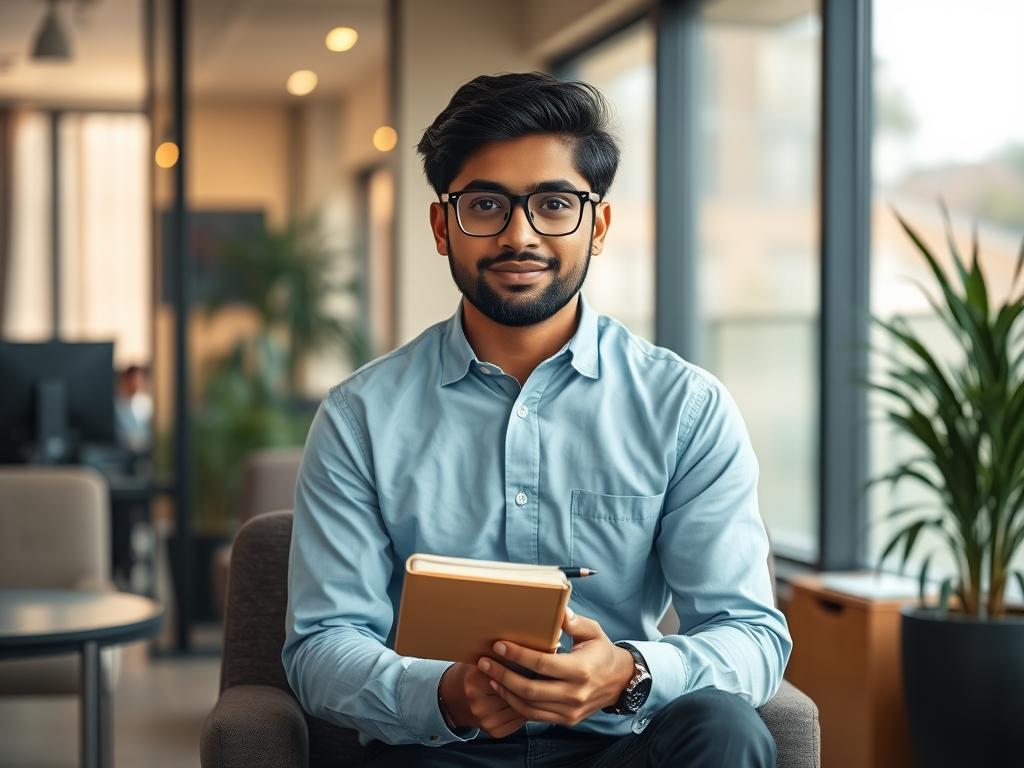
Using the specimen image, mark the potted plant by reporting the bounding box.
[869,205,1024,766]
[183,218,371,619]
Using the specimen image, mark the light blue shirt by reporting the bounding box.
[283,293,791,748]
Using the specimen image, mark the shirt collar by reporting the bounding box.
[565,292,600,380]
[439,292,601,387]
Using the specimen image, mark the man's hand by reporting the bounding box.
[477,607,636,726]
[438,662,527,737]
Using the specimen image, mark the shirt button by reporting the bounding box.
[478,366,491,375]
[430,734,438,741]
[515,491,528,506]
[516,403,529,418]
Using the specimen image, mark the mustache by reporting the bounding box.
[477,252,559,270]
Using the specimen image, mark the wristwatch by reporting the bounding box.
[602,642,653,715]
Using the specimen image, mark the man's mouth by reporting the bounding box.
[488,261,551,273]
[486,262,551,285]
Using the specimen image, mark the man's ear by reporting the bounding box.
[429,202,449,256]
[590,202,611,256]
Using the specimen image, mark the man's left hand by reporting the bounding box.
[476,607,636,726]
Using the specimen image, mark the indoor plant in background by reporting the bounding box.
[187,218,371,618]
[869,205,1024,767]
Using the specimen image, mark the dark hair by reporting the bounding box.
[416,72,620,198]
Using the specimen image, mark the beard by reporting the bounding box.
[446,231,593,327]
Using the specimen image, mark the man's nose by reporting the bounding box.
[497,201,540,251]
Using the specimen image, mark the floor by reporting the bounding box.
[0,634,221,768]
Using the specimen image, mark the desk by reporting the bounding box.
[0,589,163,768]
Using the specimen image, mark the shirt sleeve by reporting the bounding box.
[625,372,792,730]
[281,389,480,747]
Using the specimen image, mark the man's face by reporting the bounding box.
[429,134,611,327]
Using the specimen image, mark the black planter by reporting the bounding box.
[902,607,1024,767]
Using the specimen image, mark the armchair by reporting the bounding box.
[201,511,819,767]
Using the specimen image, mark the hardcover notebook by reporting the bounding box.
[394,553,573,665]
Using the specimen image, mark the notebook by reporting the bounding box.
[394,553,573,665]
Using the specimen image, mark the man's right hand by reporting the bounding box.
[439,661,527,738]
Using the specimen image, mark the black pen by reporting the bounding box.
[558,566,598,578]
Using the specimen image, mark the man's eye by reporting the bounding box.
[541,198,571,210]
[470,197,505,212]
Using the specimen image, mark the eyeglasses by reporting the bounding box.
[441,189,602,237]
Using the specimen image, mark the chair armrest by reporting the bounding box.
[757,679,820,768]
[201,684,309,768]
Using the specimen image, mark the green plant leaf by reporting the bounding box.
[918,553,933,608]
[938,578,954,615]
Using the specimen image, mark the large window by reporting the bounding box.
[2,111,150,367]
[560,21,656,342]
[869,0,1024,580]
[695,1,822,560]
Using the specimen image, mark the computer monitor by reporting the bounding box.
[0,341,116,464]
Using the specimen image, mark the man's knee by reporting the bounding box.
[648,688,776,767]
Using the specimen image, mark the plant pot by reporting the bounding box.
[902,607,1024,767]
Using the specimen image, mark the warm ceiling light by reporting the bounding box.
[325,27,358,52]
[154,141,179,169]
[373,126,397,152]
[286,70,318,96]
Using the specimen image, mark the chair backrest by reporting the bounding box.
[220,509,293,693]
[237,448,304,528]
[221,510,364,766]
[0,466,109,588]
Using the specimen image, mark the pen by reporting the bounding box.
[558,566,598,578]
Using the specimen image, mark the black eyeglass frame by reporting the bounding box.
[440,189,603,238]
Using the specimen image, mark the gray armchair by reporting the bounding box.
[0,466,121,764]
[201,511,819,768]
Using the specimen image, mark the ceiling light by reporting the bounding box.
[325,27,358,52]
[154,142,179,169]
[32,1,72,61]
[373,126,398,152]
[286,70,318,96]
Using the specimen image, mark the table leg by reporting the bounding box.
[80,640,102,768]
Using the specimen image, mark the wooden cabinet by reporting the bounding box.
[784,574,915,768]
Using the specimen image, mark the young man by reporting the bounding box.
[283,72,791,767]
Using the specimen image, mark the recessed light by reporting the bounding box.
[373,126,398,152]
[326,27,358,52]
[286,70,318,96]
[154,141,179,168]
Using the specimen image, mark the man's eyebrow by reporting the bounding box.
[460,178,581,194]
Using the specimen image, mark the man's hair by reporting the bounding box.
[416,72,621,198]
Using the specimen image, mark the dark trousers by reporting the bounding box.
[364,687,776,767]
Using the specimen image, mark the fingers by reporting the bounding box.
[478,657,575,705]
[562,609,603,641]
[488,641,571,680]
[490,681,585,726]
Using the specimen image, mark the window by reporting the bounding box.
[695,1,822,560]
[869,0,1024,581]
[559,20,656,342]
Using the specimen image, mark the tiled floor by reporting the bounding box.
[0,640,221,768]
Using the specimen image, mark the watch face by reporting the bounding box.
[624,675,653,712]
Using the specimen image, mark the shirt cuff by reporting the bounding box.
[626,640,690,734]
[398,659,481,746]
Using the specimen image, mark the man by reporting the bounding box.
[283,72,791,767]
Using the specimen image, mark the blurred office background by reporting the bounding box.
[0,0,1022,765]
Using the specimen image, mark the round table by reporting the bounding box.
[0,589,163,768]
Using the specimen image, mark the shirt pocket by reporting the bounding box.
[569,489,664,608]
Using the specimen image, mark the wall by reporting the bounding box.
[394,0,539,343]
